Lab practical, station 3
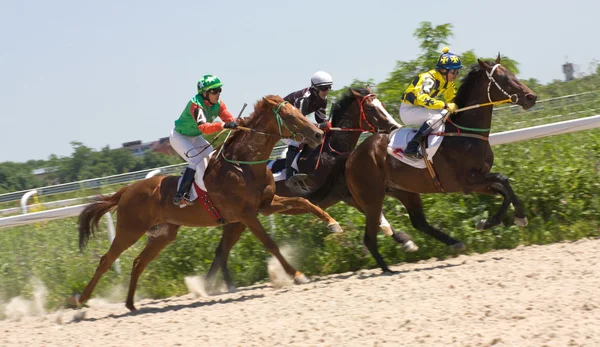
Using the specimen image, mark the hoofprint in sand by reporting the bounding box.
[2,238,599,347]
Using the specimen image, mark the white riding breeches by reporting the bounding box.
[399,103,445,133]
[170,128,214,182]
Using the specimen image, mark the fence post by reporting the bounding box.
[20,190,38,214]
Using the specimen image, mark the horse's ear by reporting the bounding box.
[495,52,501,64]
[478,59,490,70]
[349,88,360,97]
[366,85,372,93]
[263,95,279,107]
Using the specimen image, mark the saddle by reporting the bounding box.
[387,124,445,169]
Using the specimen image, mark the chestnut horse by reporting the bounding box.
[205,88,417,291]
[345,57,538,272]
[75,95,338,311]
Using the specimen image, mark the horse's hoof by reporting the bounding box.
[402,240,419,252]
[67,294,80,308]
[380,225,393,236]
[227,285,238,293]
[293,272,310,285]
[476,219,488,230]
[327,222,343,233]
[514,217,528,227]
[452,242,466,251]
[125,302,137,312]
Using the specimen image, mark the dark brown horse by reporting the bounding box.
[345,56,538,272]
[74,95,340,311]
[204,88,417,292]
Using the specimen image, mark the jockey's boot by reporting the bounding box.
[404,122,434,160]
[284,145,307,188]
[173,167,196,206]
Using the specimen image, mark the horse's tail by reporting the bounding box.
[78,186,128,251]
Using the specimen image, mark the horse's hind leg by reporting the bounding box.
[387,188,465,250]
[125,223,180,311]
[75,221,146,306]
[205,222,246,294]
[239,213,309,284]
[262,195,342,233]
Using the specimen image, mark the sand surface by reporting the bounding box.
[2,237,599,347]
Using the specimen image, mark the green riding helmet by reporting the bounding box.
[197,75,223,94]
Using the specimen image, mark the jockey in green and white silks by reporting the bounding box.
[400,47,461,159]
[170,74,238,206]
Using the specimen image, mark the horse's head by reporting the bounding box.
[263,95,324,148]
[333,88,401,133]
[478,54,537,110]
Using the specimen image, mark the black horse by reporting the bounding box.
[205,88,411,291]
[344,56,538,272]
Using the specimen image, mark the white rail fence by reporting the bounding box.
[2,114,599,230]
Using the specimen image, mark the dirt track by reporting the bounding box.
[2,237,599,347]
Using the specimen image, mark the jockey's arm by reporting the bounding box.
[411,76,446,110]
[443,86,456,106]
[314,105,327,123]
[196,102,236,135]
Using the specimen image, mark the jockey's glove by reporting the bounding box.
[445,103,458,114]
[318,121,332,131]
[223,122,239,129]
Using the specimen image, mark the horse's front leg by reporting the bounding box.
[475,172,528,229]
[259,195,342,233]
[344,197,419,252]
[387,188,465,250]
[239,213,309,285]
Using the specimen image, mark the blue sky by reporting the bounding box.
[1,0,595,162]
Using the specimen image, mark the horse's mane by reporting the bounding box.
[244,94,283,126]
[453,62,491,107]
[221,95,282,147]
[330,88,372,126]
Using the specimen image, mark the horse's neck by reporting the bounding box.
[328,106,363,151]
[448,79,494,134]
[224,118,279,163]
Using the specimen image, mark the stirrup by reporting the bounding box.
[285,173,308,187]
[403,146,424,160]
[173,194,194,207]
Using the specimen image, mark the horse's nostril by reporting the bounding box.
[526,94,537,102]
[315,131,323,140]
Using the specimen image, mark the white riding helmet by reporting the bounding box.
[311,71,333,87]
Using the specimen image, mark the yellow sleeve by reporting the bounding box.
[443,84,456,103]
[406,75,446,110]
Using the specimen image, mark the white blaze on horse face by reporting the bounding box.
[372,98,402,128]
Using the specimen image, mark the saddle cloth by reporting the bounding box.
[176,150,216,201]
[267,150,301,183]
[387,125,445,169]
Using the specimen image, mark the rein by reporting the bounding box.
[442,64,517,136]
[315,93,377,169]
[221,101,303,165]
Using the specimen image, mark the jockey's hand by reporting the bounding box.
[318,121,332,131]
[445,103,458,114]
[223,121,238,129]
